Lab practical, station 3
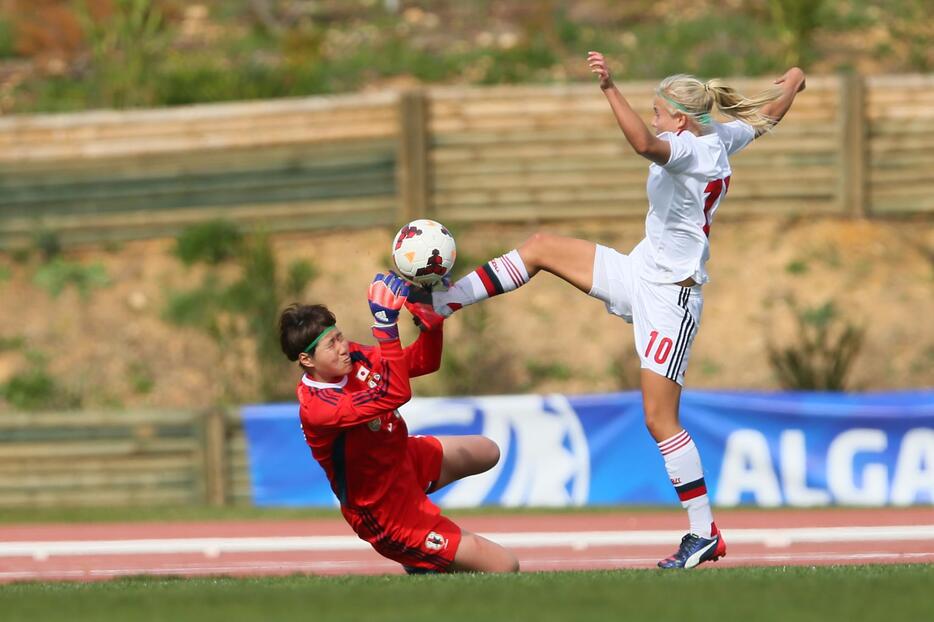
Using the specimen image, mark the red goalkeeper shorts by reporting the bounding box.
[354,435,462,572]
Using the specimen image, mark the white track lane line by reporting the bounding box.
[2,525,934,560]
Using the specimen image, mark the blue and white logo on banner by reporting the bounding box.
[241,391,934,508]
[401,395,590,507]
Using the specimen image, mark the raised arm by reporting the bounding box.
[588,51,671,166]
[404,328,442,377]
[402,291,446,377]
[756,67,807,136]
[302,274,414,430]
[337,272,415,417]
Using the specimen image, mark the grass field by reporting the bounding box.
[1,565,932,622]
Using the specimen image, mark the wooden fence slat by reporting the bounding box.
[0,470,195,490]
[0,113,399,151]
[436,198,840,224]
[0,456,195,474]
[0,410,195,428]
[396,90,430,222]
[433,166,837,193]
[869,195,934,213]
[0,171,396,216]
[838,74,868,216]
[202,409,228,507]
[0,438,199,459]
[0,139,398,180]
[0,489,196,507]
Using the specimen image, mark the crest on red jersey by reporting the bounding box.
[425,531,447,551]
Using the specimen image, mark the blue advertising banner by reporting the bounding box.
[241,391,934,508]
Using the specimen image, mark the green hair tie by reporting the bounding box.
[658,92,712,125]
[303,325,336,354]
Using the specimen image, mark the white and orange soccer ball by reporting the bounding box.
[391,219,456,287]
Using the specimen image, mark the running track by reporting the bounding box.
[1,509,932,582]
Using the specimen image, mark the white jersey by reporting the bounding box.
[631,120,756,285]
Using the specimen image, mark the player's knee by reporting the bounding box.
[643,407,662,434]
[484,547,519,574]
[503,553,520,573]
[518,231,555,270]
[643,405,679,441]
[479,437,501,471]
[644,419,664,441]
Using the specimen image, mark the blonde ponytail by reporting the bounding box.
[657,74,782,131]
[705,78,782,130]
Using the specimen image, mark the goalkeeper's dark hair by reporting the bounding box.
[279,303,336,361]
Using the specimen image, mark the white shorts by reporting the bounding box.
[589,244,703,386]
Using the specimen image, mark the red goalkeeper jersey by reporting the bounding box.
[296,329,443,536]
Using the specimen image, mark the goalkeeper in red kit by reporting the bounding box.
[278,272,519,574]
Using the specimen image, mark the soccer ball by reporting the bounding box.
[391,219,456,287]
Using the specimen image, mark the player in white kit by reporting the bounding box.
[426,52,806,568]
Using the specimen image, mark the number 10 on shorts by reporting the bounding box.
[644,330,673,364]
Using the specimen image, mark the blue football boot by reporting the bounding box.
[657,522,727,569]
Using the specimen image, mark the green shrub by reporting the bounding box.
[33,229,62,262]
[164,231,315,401]
[525,360,572,385]
[10,247,31,264]
[1,352,79,411]
[0,334,24,351]
[76,0,170,109]
[624,13,784,79]
[478,35,558,85]
[223,234,284,398]
[0,17,16,59]
[174,220,244,266]
[767,0,830,67]
[1,368,55,410]
[33,259,110,299]
[767,299,864,390]
[127,361,155,395]
[163,280,224,336]
[285,260,317,298]
[785,259,809,275]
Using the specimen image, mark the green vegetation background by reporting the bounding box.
[0,0,930,114]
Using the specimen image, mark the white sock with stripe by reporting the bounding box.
[658,429,714,539]
[433,250,529,316]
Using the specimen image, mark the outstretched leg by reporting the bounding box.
[430,435,500,491]
[423,436,517,573]
[434,232,597,316]
[449,529,519,573]
[642,369,725,569]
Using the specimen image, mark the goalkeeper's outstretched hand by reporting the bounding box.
[367,272,410,341]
